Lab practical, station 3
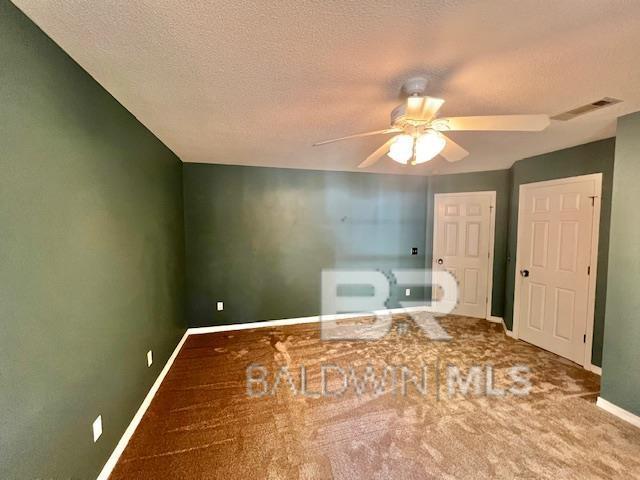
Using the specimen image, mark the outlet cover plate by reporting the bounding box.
[92,415,102,442]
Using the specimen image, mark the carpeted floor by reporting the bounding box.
[110,315,640,479]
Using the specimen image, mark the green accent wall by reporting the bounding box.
[0,2,185,478]
[601,112,640,415]
[504,138,615,366]
[183,163,430,327]
[183,165,510,327]
[425,170,511,318]
[1,1,628,474]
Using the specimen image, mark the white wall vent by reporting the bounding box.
[551,98,622,121]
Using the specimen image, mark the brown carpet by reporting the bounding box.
[110,315,640,479]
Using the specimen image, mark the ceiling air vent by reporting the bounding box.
[552,97,622,121]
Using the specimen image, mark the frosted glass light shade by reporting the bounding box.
[414,131,446,164]
[388,135,414,164]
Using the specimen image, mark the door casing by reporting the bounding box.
[512,173,602,370]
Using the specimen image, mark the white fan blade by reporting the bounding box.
[313,128,401,146]
[358,137,396,168]
[440,135,469,163]
[434,114,550,132]
[406,96,445,121]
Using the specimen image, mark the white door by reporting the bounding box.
[432,192,494,318]
[516,175,600,364]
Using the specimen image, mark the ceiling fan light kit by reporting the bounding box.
[386,131,446,165]
[313,76,551,170]
[414,131,446,164]
[388,134,414,164]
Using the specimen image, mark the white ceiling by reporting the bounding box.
[13,0,640,175]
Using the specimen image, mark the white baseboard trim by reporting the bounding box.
[96,305,431,479]
[96,330,189,480]
[500,319,516,338]
[590,364,602,375]
[596,397,640,428]
[188,315,322,335]
[187,306,430,335]
[486,315,503,324]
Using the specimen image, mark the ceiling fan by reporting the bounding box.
[313,77,550,168]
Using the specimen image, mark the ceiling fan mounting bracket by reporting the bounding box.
[402,76,429,97]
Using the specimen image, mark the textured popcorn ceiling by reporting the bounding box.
[12,0,640,175]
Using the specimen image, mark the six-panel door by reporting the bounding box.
[433,193,493,318]
[517,178,596,364]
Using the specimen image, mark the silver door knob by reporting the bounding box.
[437,258,444,265]
[520,269,530,277]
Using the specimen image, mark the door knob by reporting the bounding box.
[520,269,530,277]
[437,258,444,265]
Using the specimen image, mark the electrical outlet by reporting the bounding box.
[405,288,411,297]
[411,247,418,255]
[217,301,224,311]
[92,415,102,442]
[147,350,153,367]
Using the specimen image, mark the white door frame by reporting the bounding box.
[431,191,497,320]
[512,173,602,370]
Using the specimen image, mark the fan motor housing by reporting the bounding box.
[390,104,406,127]
[390,104,427,132]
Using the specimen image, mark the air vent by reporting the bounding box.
[552,98,622,121]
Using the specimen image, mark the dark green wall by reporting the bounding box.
[184,141,612,360]
[601,113,640,415]
[184,164,511,328]
[425,170,511,317]
[0,2,185,478]
[504,138,615,366]
[1,1,627,474]
[183,163,430,327]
